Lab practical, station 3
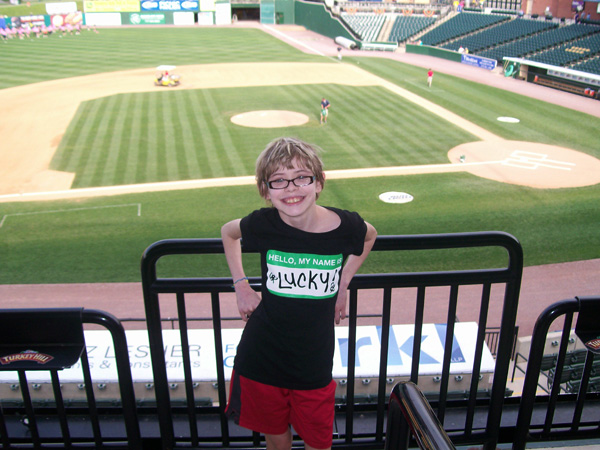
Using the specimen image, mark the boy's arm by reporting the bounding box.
[221,219,261,322]
[335,221,377,324]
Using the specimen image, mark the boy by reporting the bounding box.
[221,137,377,450]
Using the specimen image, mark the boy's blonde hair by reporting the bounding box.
[256,137,325,199]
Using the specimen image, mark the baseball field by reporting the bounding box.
[0,25,599,284]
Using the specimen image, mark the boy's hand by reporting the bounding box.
[236,283,261,322]
[335,286,348,324]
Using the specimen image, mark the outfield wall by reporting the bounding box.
[295,0,356,42]
[406,44,462,63]
[406,44,497,71]
[4,9,233,28]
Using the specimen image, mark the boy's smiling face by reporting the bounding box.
[266,159,323,225]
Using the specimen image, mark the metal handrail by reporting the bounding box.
[386,381,456,450]
[141,232,523,449]
[0,308,141,448]
[513,296,600,449]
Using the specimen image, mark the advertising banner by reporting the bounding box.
[46,2,78,14]
[197,11,214,24]
[84,0,140,13]
[200,0,215,12]
[503,60,520,78]
[215,1,231,24]
[0,323,494,384]
[461,54,497,70]
[84,12,123,26]
[173,11,195,25]
[141,0,199,11]
[11,14,46,28]
[50,12,84,28]
[12,15,45,27]
[128,12,166,24]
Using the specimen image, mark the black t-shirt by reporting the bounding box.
[234,207,367,390]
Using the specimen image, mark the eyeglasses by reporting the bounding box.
[266,175,315,190]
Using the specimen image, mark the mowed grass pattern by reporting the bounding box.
[1,27,599,284]
[0,28,322,89]
[345,57,600,156]
[51,84,474,188]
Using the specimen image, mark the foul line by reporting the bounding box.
[0,203,141,230]
[0,149,581,202]
[263,25,328,58]
[0,162,507,203]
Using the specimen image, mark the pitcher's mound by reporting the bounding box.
[231,110,309,128]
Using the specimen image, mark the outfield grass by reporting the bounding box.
[1,27,599,284]
[348,57,600,156]
[0,28,322,89]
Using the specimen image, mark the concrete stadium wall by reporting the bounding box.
[406,44,462,63]
[294,0,355,42]
[275,0,295,24]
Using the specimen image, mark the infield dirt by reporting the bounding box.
[1,55,599,201]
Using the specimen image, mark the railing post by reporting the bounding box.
[513,298,580,450]
[141,241,175,449]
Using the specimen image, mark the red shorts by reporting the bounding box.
[226,371,336,449]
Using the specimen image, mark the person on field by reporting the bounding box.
[222,137,377,450]
[320,98,330,124]
[427,68,434,88]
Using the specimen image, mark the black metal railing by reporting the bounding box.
[386,381,456,450]
[140,232,523,449]
[484,326,519,358]
[513,296,600,449]
[2,238,597,450]
[0,308,141,448]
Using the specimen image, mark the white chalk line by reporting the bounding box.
[0,203,141,230]
[503,160,573,171]
[0,148,580,203]
[503,151,575,171]
[0,161,503,202]
[263,25,327,58]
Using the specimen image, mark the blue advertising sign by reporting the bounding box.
[141,0,199,11]
[461,54,497,71]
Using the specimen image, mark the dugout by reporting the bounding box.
[504,57,600,99]
[232,3,260,21]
